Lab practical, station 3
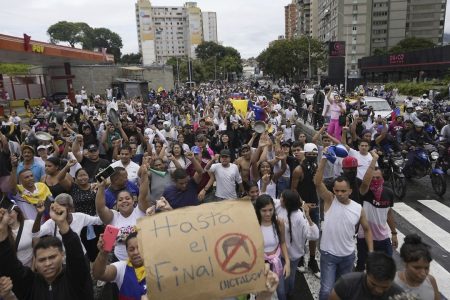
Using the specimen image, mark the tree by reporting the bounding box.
[47,22,123,62]
[0,63,30,75]
[373,48,388,56]
[120,53,142,64]
[91,28,123,62]
[257,37,326,82]
[47,21,84,47]
[389,37,436,54]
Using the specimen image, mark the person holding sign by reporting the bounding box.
[95,164,151,261]
[93,232,147,300]
[255,194,290,300]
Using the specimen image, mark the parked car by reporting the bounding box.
[48,92,69,103]
[362,96,393,119]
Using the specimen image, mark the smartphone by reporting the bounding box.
[95,166,115,183]
[103,225,119,252]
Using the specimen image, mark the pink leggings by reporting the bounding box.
[327,118,342,140]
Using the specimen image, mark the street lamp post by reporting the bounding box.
[306,36,312,81]
[176,57,180,89]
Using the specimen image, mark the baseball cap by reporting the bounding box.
[342,156,358,169]
[220,149,231,157]
[37,145,49,151]
[21,144,35,153]
[303,143,318,153]
[87,144,98,152]
[414,120,424,127]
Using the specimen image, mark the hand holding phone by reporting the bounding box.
[102,225,119,252]
[95,166,115,183]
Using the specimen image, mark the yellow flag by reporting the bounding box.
[230,99,248,118]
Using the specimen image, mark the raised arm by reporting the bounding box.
[185,151,204,184]
[9,156,18,194]
[92,234,118,281]
[95,181,114,224]
[314,156,334,208]
[359,151,378,195]
[137,165,151,213]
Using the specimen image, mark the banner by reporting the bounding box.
[231,99,249,118]
[137,200,266,300]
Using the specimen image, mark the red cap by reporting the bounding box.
[342,156,358,168]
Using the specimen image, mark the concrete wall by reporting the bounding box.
[29,65,174,97]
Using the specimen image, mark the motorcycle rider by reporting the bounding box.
[403,104,420,123]
[403,120,435,176]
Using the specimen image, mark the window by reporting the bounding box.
[352,26,357,30]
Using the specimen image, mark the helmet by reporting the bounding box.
[342,156,358,169]
[304,143,318,153]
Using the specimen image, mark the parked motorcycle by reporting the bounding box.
[436,142,450,174]
[380,152,407,199]
[404,142,447,196]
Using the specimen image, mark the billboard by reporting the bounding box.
[329,41,346,57]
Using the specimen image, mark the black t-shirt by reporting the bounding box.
[360,186,394,208]
[81,157,110,181]
[334,272,404,300]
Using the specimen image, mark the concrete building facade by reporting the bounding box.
[285,2,298,39]
[202,12,218,42]
[135,0,217,65]
[317,0,447,78]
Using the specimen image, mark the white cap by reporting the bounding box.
[37,145,49,150]
[303,143,318,153]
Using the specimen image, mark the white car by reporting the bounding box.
[305,89,315,104]
[361,97,393,119]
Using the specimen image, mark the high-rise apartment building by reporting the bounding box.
[285,2,298,39]
[318,0,447,77]
[202,12,218,42]
[135,0,218,65]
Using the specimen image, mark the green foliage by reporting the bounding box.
[385,80,449,97]
[389,37,436,54]
[0,63,30,75]
[256,37,326,82]
[120,53,142,65]
[47,21,123,61]
[373,48,388,56]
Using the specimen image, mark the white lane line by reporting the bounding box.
[418,200,450,221]
[397,230,450,299]
[393,202,450,250]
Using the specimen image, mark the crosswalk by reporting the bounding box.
[393,200,450,299]
[300,199,450,300]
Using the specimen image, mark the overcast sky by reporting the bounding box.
[0,0,449,59]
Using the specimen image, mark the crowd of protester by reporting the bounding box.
[0,81,446,300]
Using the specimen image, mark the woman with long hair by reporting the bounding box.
[6,203,34,267]
[394,234,440,300]
[255,194,290,300]
[41,157,76,197]
[167,142,187,174]
[273,190,320,296]
[252,152,286,200]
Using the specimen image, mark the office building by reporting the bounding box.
[202,12,218,42]
[285,2,298,39]
[318,0,447,78]
[135,0,218,65]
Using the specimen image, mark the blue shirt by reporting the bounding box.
[163,179,199,209]
[105,181,139,209]
[17,159,45,182]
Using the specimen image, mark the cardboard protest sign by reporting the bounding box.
[137,200,266,300]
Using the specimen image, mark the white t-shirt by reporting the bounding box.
[111,207,146,261]
[36,213,102,253]
[285,109,297,121]
[111,261,128,289]
[210,163,242,199]
[348,148,377,180]
[12,220,34,267]
[273,199,319,260]
[110,160,140,185]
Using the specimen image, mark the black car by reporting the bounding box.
[48,92,69,103]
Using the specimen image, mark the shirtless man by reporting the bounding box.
[235,144,252,188]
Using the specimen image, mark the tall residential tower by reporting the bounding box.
[135,0,218,65]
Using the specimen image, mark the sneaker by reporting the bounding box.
[297,256,306,273]
[308,258,321,278]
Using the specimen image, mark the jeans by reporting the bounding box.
[319,250,355,300]
[276,176,290,198]
[355,238,392,271]
[285,257,300,296]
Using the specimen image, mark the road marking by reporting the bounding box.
[393,202,450,250]
[418,200,450,221]
[397,230,450,299]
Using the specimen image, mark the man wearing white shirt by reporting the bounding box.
[110,145,140,185]
[346,140,376,180]
[284,104,298,122]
